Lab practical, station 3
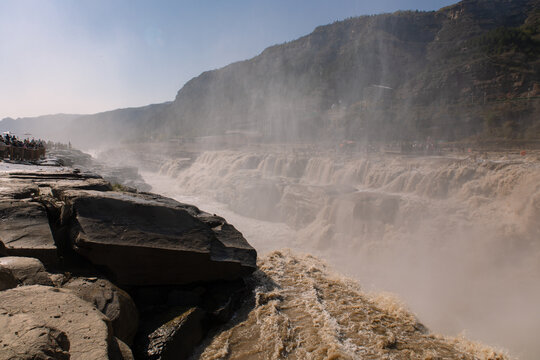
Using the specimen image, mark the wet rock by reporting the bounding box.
[0,314,70,360]
[0,200,58,266]
[202,279,248,323]
[63,277,139,346]
[0,256,53,286]
[139,307,205,360]
[0,285,116,360]
[59,189,256,286]
[0,265,17,291]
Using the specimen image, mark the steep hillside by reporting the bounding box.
[164,0,540,142]
[2,0,539,147]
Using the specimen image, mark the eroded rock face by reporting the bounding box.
[0,200,58,265]
[58,189,256,286]
[0,314,70,360]
[0,256,53,286]
[0,167,257,360]
[63,277,139,346]
[0,170,256,288]
[0,285,120,360]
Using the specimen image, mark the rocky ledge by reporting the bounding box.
[0,165,257,359]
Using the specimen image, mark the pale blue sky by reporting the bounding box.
[0,0,456,118]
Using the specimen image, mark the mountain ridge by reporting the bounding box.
[2,0,539,148]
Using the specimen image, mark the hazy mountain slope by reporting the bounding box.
[0,103,171,148]
[62,102,172,147]
[2,0,539,146]
[163,0,540,142]
[0,114,79,142]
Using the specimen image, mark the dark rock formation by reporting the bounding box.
[0,240,7,257]
[57,189,256,286]
[0,169,256,284]
[140,307,205,360]
[0,165,257,359]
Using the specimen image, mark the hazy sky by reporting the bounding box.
[0,0,456,119]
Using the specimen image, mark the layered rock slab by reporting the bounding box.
[59,189,256,286]
[0,170,108,267]
[0,199,57,265]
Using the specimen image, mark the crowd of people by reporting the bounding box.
[0,133,46,161]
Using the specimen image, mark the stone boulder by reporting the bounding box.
[139,307,205,360]
[0,200,58,266]
[0,285,129,360]
[58,189,256,286]
[0,256,53,286]
[0,265,17,291]
[63,277,139,346]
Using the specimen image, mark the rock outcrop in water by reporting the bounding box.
[0,163,257,359]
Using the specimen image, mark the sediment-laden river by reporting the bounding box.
[136,148,540,359]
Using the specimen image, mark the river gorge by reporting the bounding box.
[95,144,540,359]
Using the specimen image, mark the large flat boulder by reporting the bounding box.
[0,177,39,199]
[1,169,111,193]
[0,199,57,265]
[0,285,121,360]
[59,190,256,286]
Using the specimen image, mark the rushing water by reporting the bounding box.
[139,149,540,359]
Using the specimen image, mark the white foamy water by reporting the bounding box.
[140,149,540,359]
[191,250,507,360]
